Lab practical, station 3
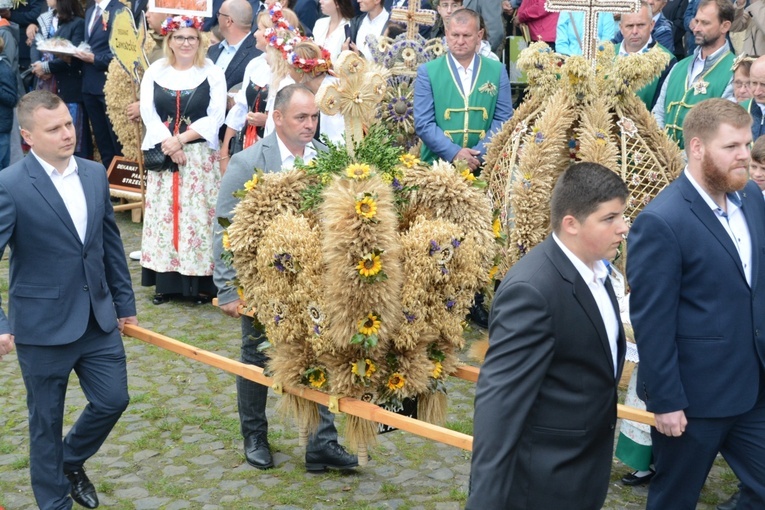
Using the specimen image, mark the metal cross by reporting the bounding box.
[545,0,640,61]
[389,0,437,41]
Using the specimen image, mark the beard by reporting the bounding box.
[701,152,749,194]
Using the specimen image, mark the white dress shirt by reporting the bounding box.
[356,8,389,60]
[685,168,752,286]
[88,0,111,35]
[276,133,317,170]
[449,53,475,95]
[553,233,620,376]
[33,152,87,243]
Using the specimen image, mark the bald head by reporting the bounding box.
[221,0,253,32]
[749,55,765,104]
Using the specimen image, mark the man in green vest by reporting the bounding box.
[616,1,677,110]
[413,7,512,171]
[651,0,735,149]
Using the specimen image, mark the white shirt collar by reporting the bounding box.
[552,232,609,285]
[275,134,317,168]
[96,0,111,11]
[618,36,653,56]
[31,151,77,178]
[684,167,741,214]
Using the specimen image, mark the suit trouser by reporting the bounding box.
[647,389,765,510]
[16,315,129,510]
[237,316,338,454]
[81,92,122,172]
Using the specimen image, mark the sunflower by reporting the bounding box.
[346,163,371,180]
[307,369,327,388]
[492,217,502,238]
[237,286,244,300]
[355,195,377,220]
[222,231,231,251]
[358,313,381,336]
[399,154,420,168]
[387,373,405,391]
[352,358,377,378]
[432,361,443,379]
[357,253,382,277]
[461,168,476,182]
[244,176,258,191]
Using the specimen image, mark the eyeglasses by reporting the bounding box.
[217,11,231,19]
[172,35,200,44]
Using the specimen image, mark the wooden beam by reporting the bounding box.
[206,303,657,427]
[123,324,474,451]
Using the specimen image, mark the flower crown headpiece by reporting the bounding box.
[288,46,333,76]
[160,15,204,36]
[264,3,305,58]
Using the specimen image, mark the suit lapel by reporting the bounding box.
[546,238,617,378]
[27,156,82,244]
[262,134,282,172]
[78,160,96,247]
[680,174,749,284]
[741,183,762,291]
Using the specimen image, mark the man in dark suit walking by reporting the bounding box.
[467,162,628,510]
[74,0,125,171]
[213,83,358,472]
[0,90,137,509]
[628,98,765,509]
[207,0,261,92]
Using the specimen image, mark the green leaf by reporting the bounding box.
[217,217,231,228]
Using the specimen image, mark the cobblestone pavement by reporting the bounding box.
[0,211,739,509]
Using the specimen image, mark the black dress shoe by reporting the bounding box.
[305,441,359,472]
[717,490,741,510]
[193,295,212,305]
[468,292,489,329]
[65,469,99,509]
[621,469,655,486]
[244,434,273,469]
[152,293,169,305]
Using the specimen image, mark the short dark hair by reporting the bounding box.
[273,83,314,112]
[697,0,734,24]
[550,162,628,233]
[447,8,481,31]
[17,91,65,131]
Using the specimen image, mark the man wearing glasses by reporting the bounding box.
[208,0,261,93]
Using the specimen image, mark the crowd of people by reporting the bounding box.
[0,0,765,508]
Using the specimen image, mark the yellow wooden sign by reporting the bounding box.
[108,9,148,85]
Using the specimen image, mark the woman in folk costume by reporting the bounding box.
[139,15,226,305]
[283,39,345,144]
[219,7,300,173]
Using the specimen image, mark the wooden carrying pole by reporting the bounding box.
[122,324,655,452]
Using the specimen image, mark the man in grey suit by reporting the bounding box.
[0,91,137,510]
[467,162,628,510]
[213,83,358,472]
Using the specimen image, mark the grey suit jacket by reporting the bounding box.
[467,236,625,510]
[0,155,136,345]
[213,132,326,304]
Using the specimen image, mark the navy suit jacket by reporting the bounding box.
[46,18,85,104]
[82,0,126,95]
[468,236,625,509]
[0,155,136,346]
[207,35,261,90]
[628,174,765,418]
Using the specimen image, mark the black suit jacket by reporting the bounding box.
[467,236,625,510]
[207,35,261,90]
[82,0,126,95]
[47,18,85,103]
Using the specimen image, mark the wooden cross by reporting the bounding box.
[545,0,640,61]
[390,0,437,41]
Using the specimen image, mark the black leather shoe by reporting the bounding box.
[305,441,359,472]
[621,469,655,486]
[244,435,273,469]
[717,490,740,510]
[65,469,99,509]
[193,295,212,305]
[152,293,169,305]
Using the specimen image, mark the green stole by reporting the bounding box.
[615,42,673,109]
[420,54,503,163]
[664,50,735,149]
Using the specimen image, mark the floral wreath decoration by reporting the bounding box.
[288,46,333,76]
[160,15,204,36]
[264,3,306,59]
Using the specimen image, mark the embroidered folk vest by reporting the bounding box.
[420,54,503,163]
[664,51,734,149]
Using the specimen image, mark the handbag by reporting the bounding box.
[142,87,199,171]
